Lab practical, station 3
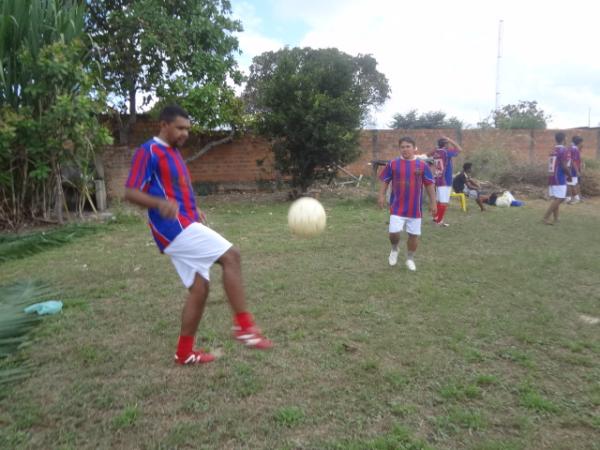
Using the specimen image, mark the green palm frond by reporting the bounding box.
[0,280,55,389]
[0,223,102,263]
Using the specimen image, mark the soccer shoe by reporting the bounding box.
[233,326,273,349]
[388,249,399,266]
[405,259,416,271]
[174,350,215,365]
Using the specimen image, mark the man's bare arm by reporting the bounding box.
[124,188,178,219]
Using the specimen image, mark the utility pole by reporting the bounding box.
[495,19,504,111]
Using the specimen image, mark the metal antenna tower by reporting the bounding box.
[495,20,504,111]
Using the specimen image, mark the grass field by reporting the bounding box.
[1,192,599,449]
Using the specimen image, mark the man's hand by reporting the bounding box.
[158,199,178,219]
[430,204,438,218]
[378,195,386,209]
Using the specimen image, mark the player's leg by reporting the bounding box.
[175,274,215,364]
[181,274,209,335]
[388,215,404,266]
[544,186,564,224]
[566,181,574,203]
[552,198,564,222]
[475,197,486,211]
[217,247,273,349]
[435,186,450,225]
[218,246,245,313]
[405,218,421,271]
[471,190,486,211]
[388,232,401,266]
[543,198,557,224]
[572,177,581,203]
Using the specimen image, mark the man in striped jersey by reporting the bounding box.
[566,135,583,204]
[428,136,462,226]
[125,105,272,365]
[543,132,572,225]
[378,136,437,271]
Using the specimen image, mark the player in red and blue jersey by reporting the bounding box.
[566,135,583,204]
[125,105,272,365]
[378,136,437,271]
[543,132,571,225]
[427,136,462,226]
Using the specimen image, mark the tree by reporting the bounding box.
[483,100,550,129]
[389,109,463,129]
[86,0,243,144]
[244,47,390,192]
[0,0,111,229]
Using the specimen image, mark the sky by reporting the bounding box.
[229,0,600,129]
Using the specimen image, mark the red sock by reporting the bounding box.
[436,203,447,223]
[434,202,442,222]
[235,312,254,330]
[176,335,194,357]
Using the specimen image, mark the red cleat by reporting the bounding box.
[174,350,215,365]
[233,326,273,349]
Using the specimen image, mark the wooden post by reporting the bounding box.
[94,180,107,211]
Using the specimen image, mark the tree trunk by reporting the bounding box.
[118,87,138,145]
[53,158,64,224]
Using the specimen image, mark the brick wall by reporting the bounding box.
[102,118,600,201]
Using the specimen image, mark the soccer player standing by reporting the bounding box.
[124,105,272,365]
[428,136,462,226]
[378,137,437,271]
[566,135,583,204]
[543,132,571,225]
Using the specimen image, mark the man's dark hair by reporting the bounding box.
[437,138,449,148]
[399,136,416,146]
[555,132,566,144]
[572,135,583,145]
[463,162,472,172]
[159,105,189,123]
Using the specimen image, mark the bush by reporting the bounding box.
[581,169,600,196]
[497,164,547,187]
[464,148,514,184]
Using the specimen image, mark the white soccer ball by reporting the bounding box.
[288,197,327,237]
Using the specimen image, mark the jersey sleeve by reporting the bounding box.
[448,148,460,157]
[125,147,153,191]
[379,162,393,183]
[423,163,434,185]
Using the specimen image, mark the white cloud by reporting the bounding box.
[231,0,600,128]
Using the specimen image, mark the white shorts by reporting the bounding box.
[566,177,578,186]
[464,187,479,199]
[163,223,233,287]
[436,186,451,203]
[548,185,567,199]
[389,215,421,236]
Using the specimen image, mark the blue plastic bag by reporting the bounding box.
[24,300,63,315]
[510,200,524,207]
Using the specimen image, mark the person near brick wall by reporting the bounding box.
[427,136,462,226]
[378,136,437,272]
[452,162,489,211]
[566,135,583,204]
[543,132,572,225]
[124,105,272,365]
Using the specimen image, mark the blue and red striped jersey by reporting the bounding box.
[548,145,569,186]
[379,158,434,218]
[431,147,460,186]
[125,137,200,252]
[568,144,581,175]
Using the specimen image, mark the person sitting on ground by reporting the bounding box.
[452,163,489,211]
